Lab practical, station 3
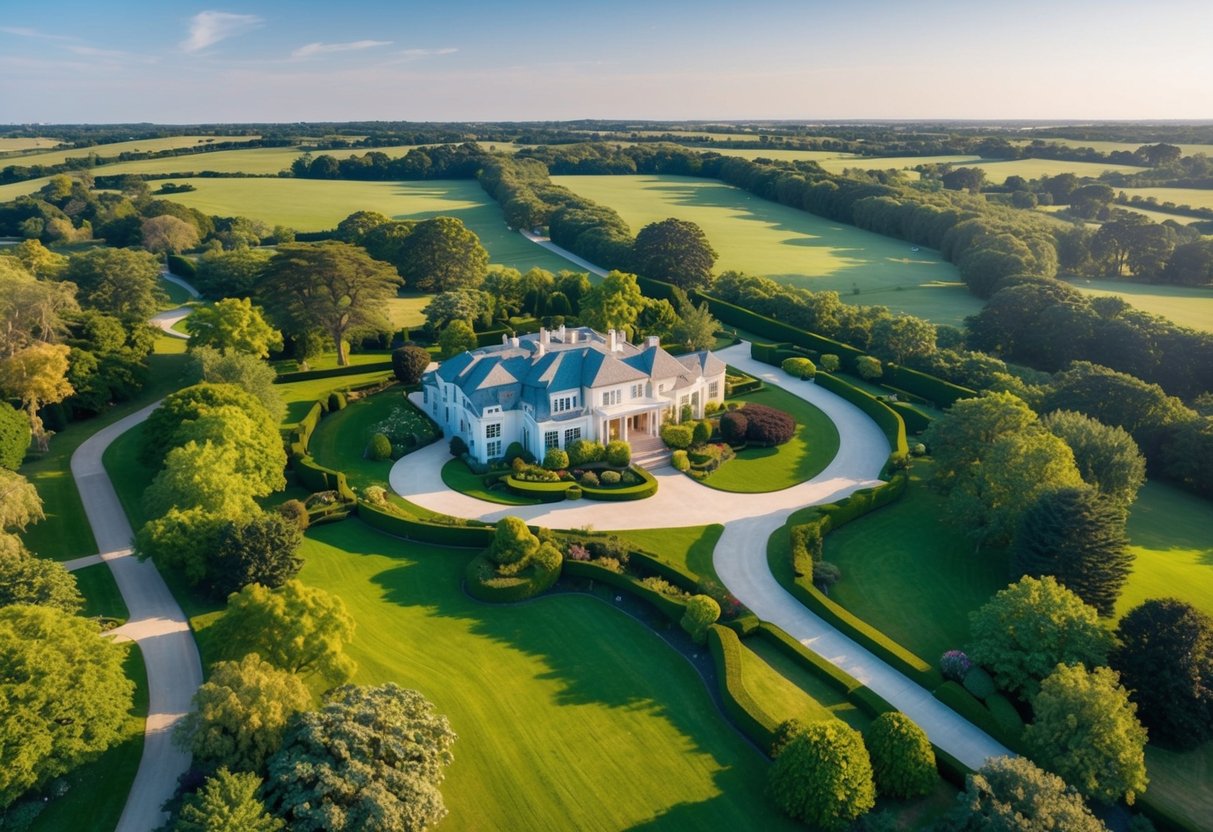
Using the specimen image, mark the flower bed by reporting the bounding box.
[504,464,658,502]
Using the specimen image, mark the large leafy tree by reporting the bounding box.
[1025,663,1148,804]
[212,580,356,686]
[177,653,312,773]
[259,242,401,366]
[968,576,1114,700]
[437,319,477,359]
[391,345,432,385]
[135,506,228,585]
[578,270,647,336]
[143,438,277,519]
[185,348,285,424]
[924,392,1083,548]
[63,247,165,323]
[766,721,876,830]
[939,755,1105,832]
[0,549,82,613]
[140,383,278,469]
[142,214,200,258]
[0,605,134,807]
[0,258,77,357]
[1040,410,1146,507]
[631,218,716,291]
[158,403,285,496]
[193,247,273,299]
[0,341,74,450]
[0,469,44,533]
[1111,599,1213,750]
[173,768,283,832]
[394,216,488,293]
[669,297,720,351]
[869,315,937,365]
[185,298,283,358]
[0,402,31,470]
[207,513,303,599]
[263,684,456,832]
[1012,486,1133,616]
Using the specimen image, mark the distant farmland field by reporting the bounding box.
[555,173,983,326]
[815,155,982,174]
[159,177,575,274]
[1,135,261,168]
[0,137,62,153]
[1066,277,1213,333]
[1122,186,1213,212]
[963,157,1146,182]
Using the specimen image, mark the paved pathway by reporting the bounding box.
[72,402,203,832]
[391,340,1010,770]
[519,230,608,277]
[150,271,199,340]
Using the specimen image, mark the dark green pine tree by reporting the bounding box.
[1012,486,1133,616]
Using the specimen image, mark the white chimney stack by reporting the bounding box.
[608,329,618,352]
[558,324,567,341]
[502,333,510,346]
[646,335,660,349]
[510,336,520,348]
[539,327,549,345]
[536,341,546,357]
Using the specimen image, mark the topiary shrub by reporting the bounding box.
[820,354,840,373]
[366,433,392,461]
[488,516,539,570]
[772,718,807,758]
[391,345,431,385]
[940,650,973,683]
[504,442,532,465]
[856,355,882,380]
[449,436,468,457]
[660,423,694,450]
[565,485,582,500]
[567,438,605,465]
[579,471,599,487]
[680,595,721,644]
[741,403,795,446]
[782,356,817,380]
[812,561,841,590]
[328,391,347,412]
[277,499,310,531]
[720,410,748,444]
[604,440,631,467]
[963,666,997,701]
[671,450,690,472]
[767,721,876,831]
[864,712,938,799]
[599,470,621,486]
[692,419,712,445]
[542,447,568,470]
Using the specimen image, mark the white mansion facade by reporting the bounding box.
[421,326,727,464]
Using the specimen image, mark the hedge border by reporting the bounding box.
[274,361,394,384]
[707,624,779,752]
[754,623,894,719]
[505,465,658,502]
[933,682,1024,754]
[563,559,689,622]
[357,499,495,547]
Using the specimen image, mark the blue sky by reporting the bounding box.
[1,0,1210,123]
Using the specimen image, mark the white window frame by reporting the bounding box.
[544,431,559,449]
[564,427,581,446]
[486,423,502,439]
[486,439,502,458]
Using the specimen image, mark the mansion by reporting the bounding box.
[421,325,727,464]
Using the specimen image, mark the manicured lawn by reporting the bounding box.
[1117,480,1213,621]
[1064,277,1213,334]
[618,525,725,585]
[19,335,190,561]
[158,178,577,274]
[28,641,147,832]
[699,385,840,493]
[74,563,130,624]
[385,292,432,329]
[272,350,394,374]
[1143,741,1213,832]
[740,638,870,731]
[158,276,194,307]
[555,174,983,326]
[817,461,1008,663]
[278,368,396,426]
[440,458,541,506]
[238,520,800,831]
[305,387,438,489]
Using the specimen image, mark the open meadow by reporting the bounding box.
[961,157,1146,183]
[0,137,62,153]
[814,155,983,174]
[556,173,983,325]
[1122,186,1213,212]
[0,135,260,168]
[159,177,577,273]
[1064,277,1213,333]
[1011,138,1213,157]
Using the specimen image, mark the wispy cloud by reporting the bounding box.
[0,26,76,41]
[291,39,392,59]
[181,11,262,53]
[398,47,458,60]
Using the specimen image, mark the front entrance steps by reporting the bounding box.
[629,434,671,469]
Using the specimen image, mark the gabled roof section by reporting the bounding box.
[678,350,726,378]
[435,351,476,382]
[582,349,647,388]
[625,345,690,380]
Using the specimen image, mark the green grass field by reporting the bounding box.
[19,335,189,561]
[815,154,983,174]
[74,563,131,624]
[385,293,431,329]
[1,135,260,168]
[1114,205,1204,225]
[92,143,420,177]
[305,387,437,489]
[158,178,577,274]
[963,158,1145,183]
[0,176,52,203]
[1011,138,1213,157]
[246,520,799,831]
[556,174,983,326]
[1116,481,1213,620]
[700,385,841,492]
[0,137,62,153]
[618,525,725,585]
[1123,186,1213,212]
[1064,277,1213,334]
[440,458,540,505]
[740,638,870,731]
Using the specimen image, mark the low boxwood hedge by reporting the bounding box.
[357,500,494,548]
[504,465,658,502]
[293,455,355,502]
[707,624,779,752]
[563,560,688,622]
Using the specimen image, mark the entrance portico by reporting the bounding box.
[596,399,668,442]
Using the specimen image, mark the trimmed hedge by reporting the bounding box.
[889,401,931,434]
[293,455,355,502]
[563,559,688,622]
[723,612,761,636]
[813,372,908,462]
[932,746,972,790]
[756,624,895,719]
[464,552,560,602]
[166,254,196,280]
[707,625,779,751]
[475,327,513,348]
[933,682,1023,753]
[356,500,494,547]
[628,549,700,593]
[505,466,658,502]
[274,361,394,384]
[984,693,1026,740]
[883,364,976,408]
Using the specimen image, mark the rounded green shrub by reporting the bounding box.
[600,470,621,485]
[391,345,431,385]
[692,419,712,445]
[963,666,997,701]
[0,402,31,470]
[277,499,310,531]
[567,438,605,465]
[449,436,468,457]
[742,403,796,446]
[565,485,582,500]
[864,712,937,799]
[579,471,599,487]
[782,356,817,380]
[489,516,538,566]
[504,442,532,465]
[767,721,876,830]
[680,595,720,644]
[820,354,840,373]
[605,440,631,467]
[366,433,392,461]
[771,718,807,758]
[327,391,347,412]
[543,447,569,470]
[671,450,690,472]
[660,423,693,450]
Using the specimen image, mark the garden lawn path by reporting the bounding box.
[150,272,198,339]
[391,342,1011,771]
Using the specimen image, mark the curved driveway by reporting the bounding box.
[391,342,1010,770]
